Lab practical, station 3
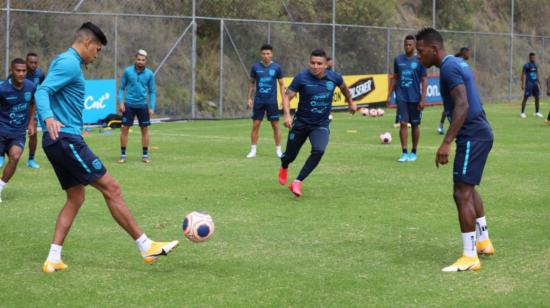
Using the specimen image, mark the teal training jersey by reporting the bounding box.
[35,48,86,136]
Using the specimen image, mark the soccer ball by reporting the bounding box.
[369,108,378,117]
[377,108,385,116]
[361,108,369,116]
[380,132,392,144]
[182,211,215,243]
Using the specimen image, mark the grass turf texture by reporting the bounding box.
[0,101,549,306]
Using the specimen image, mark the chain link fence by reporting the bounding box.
[1,0,549,120]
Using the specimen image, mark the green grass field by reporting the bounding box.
[1,101,549,307]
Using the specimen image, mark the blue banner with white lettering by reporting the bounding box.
[389,75,442,106]
[83,79,116,124]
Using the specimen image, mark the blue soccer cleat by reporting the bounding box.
[27,159,41,169]
[408,153,417,162]
[397,153,409,162]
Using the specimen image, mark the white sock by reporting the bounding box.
[135,233,152,253]
[0,180,6,188]
[250,145,257,152]
[462,231,477,257]
[275,145,281,152]
[476,216,489,241]
[47,244,63,263]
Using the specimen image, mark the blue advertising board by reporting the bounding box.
[83,79,117,124]
[389,75,442,106]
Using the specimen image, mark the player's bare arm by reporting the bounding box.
[436,84,468,167]
[339,82,356,114]
[386,74,396,107]
[278,78,286,104]
[27,98,36,136]
[247,78,255,109]
[282,89,296,128]
[521,69,525,90]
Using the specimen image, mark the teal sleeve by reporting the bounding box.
[148,72,156,111]
[118,70,127,103]
[35,58,79,121]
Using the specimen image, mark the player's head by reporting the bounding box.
[415,27,445,68]
[404,35,416,55]
[74,22,107,65]
[327,56,334,69]
[455,47,470,60]
[529,52,536,62]
[10,58,27,85]
[135,49,147,69]
[260,44,273,63]
[26,52,39,72]
[309,49,328,77]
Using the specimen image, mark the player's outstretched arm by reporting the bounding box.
[436,84,468,168]
[339,82,356,114]
[282,89,296,128]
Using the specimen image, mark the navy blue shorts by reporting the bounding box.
[453,139,493,185]
[122,105,150,127]
[396,101,422,126]
[0,134,25,155]
[252,102,279,121]
[524,84,540,98]
[42,133,107,190]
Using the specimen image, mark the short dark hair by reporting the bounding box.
[455,47,470,57]
[260,44,273,51]
[310,49,327,58]
[529,52,536,57]
[415,27,443,45]
[11,58,26,66]
[404,35,415,41]
[78,22,107,45]
[26,52,38,59]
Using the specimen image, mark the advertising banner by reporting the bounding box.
[83,79,117,124]
[278,74,389,109]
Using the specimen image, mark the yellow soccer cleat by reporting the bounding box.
[42,260,68,273]
[476,239,495,256]
[142,240,179,264]
[441,255,481,272]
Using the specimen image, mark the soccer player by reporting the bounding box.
[25,52,46,169]
[386,35,427,162]
[326,57,334,71]
[415,28,495,272]
[35,22,177,273]
[0,58,37,202]
[118,49,156,163]
[520,52,542,118]
[246,44,285,158]
[278,49,356,197]
[438,47,470,134]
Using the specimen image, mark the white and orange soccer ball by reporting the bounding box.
[182,211,215,243]
[379,132,392,144]
[369,108,378,117]
[377,108,385,116]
